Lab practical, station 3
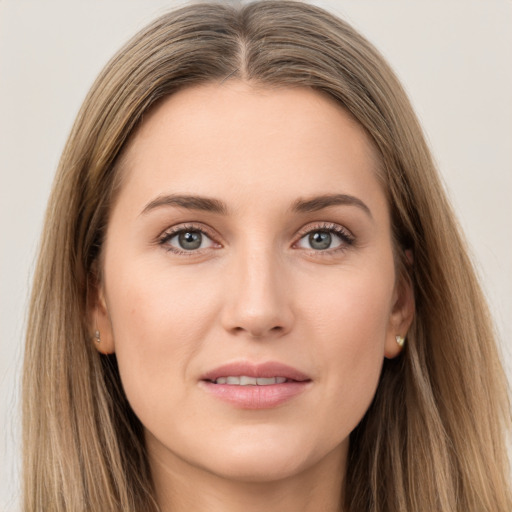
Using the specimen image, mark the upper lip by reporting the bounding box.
[201,361,311,382]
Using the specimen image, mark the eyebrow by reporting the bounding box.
[140,192,372,218]
[291,194,372,218]
[141,194,228,216]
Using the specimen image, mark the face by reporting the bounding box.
[94,82,413,485]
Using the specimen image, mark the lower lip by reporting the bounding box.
[200,381,311,409]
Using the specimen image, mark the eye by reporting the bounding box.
[159,226,218,253]
[295,224,354,252]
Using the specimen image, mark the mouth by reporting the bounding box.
[201,360,311,382]
[208,376,290,385]
[200,361,312,409]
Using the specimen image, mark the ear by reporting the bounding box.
[384,252,415,359]
[88,275,115,355]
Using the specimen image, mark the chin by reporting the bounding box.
[203,448,312,483]
[190,428,342,484]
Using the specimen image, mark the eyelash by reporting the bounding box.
[294,222,355,255]
[158,223,219,256]
[157,222,355,256]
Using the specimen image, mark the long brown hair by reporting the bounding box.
[23,1,511,510]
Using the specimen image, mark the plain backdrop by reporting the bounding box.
[1,1,511,509]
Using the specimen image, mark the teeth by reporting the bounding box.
[256,377,276,385]
[213,376,288,385]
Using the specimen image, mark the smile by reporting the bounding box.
[200,362,312,409]
[211,376,288,385]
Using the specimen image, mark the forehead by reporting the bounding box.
[117,81,386,216]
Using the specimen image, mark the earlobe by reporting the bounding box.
[384,265,415,359]
[89,281,116,355]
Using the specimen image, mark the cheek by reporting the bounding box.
[301,262,393,348]
[300,265,394,429]
[104,261,222,411]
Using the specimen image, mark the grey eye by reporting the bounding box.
[163,229,216,251]
[296,229,345,251]
[178,231,203,250]
[308,231,332,250]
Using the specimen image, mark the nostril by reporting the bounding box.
[230,324,284,338]
[221,298,294,338]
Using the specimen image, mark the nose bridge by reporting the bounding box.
[222,240,293,338]
[241,248,279,305]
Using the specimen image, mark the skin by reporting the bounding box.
[93,82,414,512]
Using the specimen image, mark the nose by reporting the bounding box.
[220,248,294,339]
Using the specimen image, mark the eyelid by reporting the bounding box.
[293,222,355,251]
[157,222,222,254]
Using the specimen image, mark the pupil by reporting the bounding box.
[179,231,202,250]
[309,231,331,250]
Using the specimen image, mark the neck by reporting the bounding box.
[148,436,347,512]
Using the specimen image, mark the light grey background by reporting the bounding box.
[1,1,511,509]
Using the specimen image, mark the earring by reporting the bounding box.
[395,335,405,347]
[94,330,101,344]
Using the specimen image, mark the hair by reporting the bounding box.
[23,1,511,511]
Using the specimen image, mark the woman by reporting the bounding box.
[23,1,511,511]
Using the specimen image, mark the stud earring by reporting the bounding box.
[395,335,405,347]
[94,330,101,344]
